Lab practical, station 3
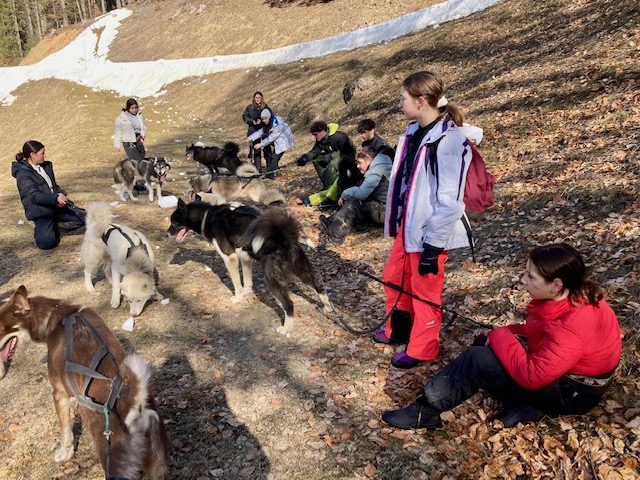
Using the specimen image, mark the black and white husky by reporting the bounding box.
[185,142,242,176]
[167,199,333,334]
[113,157,171,203]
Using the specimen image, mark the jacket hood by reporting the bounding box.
[370,152,393,171]
[327,123,339,136]
[11,158,31,178]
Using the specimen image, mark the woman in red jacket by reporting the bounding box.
[382,243,622,429]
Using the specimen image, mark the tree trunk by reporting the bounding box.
[33,0,43,38]
[9,0,23,57]
[75,0,84,21]
[24,0,35,38]
[100,0,106,14]
[52,0,60,29]
[60,0,68,26]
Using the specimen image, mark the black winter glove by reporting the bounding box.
[296,155,309,166]
[418,243,443,276]
[471,334,488,347]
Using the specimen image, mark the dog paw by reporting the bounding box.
[231,294,243,304]
[275,326,291,336]
[54,445,74,463]
[85,285,96,293]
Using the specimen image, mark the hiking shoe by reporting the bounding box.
[495,405,543,428]
[382,403,442,430]
[299,195,311,207]
[391,352,423,369]
[319,214,332,229]
[372,329,392,344]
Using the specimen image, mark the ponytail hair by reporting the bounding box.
[402,71,464,126]
[529,243,603,306]
[16,140,45,161]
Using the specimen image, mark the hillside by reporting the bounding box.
[0,0,639,479]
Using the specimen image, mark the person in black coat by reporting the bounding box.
[11,140,85,250]
[241,91,273,172]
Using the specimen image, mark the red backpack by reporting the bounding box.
[463,143,494,214]
[428,139,494,214]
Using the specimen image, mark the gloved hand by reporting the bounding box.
[471,334,488,347]
[296,155,309,166]
[418,243,443,276]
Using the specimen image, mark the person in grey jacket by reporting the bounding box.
[320,146,393,244]
[248,109,294,179]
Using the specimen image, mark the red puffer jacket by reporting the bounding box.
[487,298,621,390]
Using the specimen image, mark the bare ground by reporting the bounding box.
[0,0,639,479]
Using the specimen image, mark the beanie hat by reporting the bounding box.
[260,109,271,120]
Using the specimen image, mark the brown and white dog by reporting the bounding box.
[0,286,169,479]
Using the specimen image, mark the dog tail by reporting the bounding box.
[121,354,170,479]
[245,208,301,257]
[86,202,113,232]
[260,188,286,206]
[222,141,240,158]
[235,163,259,177]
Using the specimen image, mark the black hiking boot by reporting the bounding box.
[495,405,543,428]
[382,402,442,430]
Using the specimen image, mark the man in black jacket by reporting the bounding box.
[12,141,85,249]
[296,121,358,207]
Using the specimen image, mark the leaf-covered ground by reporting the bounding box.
[0,0,639,478]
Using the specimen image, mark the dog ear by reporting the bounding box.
[177,198,187,210]
[11,286,30,315]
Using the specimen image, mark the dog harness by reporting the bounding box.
[62,312,124,414]
[102,224,148,258]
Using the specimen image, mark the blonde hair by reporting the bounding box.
[402,71,464,126]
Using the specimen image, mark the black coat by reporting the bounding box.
[242,102,272,136]
[11,159,64,220]
[307,130,356,162]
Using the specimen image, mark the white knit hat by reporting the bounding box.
[260,109,271,120]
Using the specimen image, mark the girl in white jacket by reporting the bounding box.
[248,109,294,179]
[374,71,477,369]
[113,98,147,160]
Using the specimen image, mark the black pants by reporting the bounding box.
[251,140,273,173]
[327,199,385,241]
[33,205,86,250]
[265,151,283,179]
[419,346,610,417]
[123,140,145,160]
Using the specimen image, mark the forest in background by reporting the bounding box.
[0,0,122,64]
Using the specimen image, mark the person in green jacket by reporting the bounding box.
[296,121,357,207]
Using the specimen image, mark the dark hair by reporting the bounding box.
[123,98,139,112]
[357,146,376,159]
[529,243,603,306]
[15,140,45,161]
[357,119,376,133]
[252,91,264,106]
[310,120,328,134]
[402,71,464,126]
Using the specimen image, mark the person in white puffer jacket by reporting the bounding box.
[113,98,147,160]
[373,71,481,370]
[248,109,294,179]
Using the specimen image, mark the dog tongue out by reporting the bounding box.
[0,336,17,363]
[175,228,188,243]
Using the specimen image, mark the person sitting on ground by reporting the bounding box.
[357,118,392,155]
[113,98,147,160]
[382,243,622,430]
[320,146,393,245]
[296,121,356,207]
[242,91,273,173]
[247,109,295,179]
[12,140,86,250]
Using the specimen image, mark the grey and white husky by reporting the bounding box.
[81,202,163,316]
[113,157,171,203]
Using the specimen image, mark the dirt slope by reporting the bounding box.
[0,0,639,479]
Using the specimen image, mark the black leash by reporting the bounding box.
[356,269,494,329]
